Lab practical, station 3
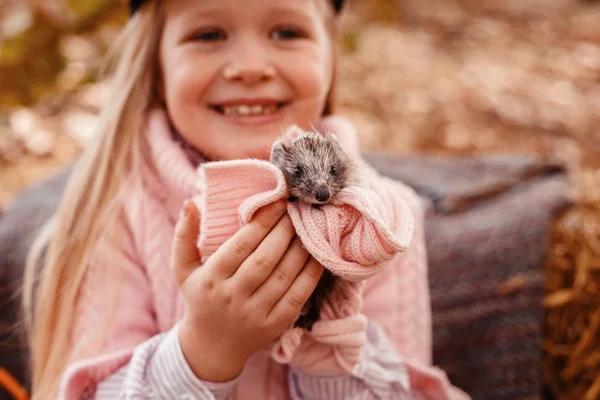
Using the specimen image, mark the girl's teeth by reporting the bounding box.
[222,104,278,116]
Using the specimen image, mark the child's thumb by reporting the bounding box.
[171,199,202,286]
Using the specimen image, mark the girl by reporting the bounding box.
[23,0,470,399]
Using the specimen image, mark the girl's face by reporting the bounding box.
[159,0,335,161]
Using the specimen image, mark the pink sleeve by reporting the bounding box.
[288,320,412,399]
[361,173,434,365]
[57,214,237,400]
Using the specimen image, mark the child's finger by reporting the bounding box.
[231,214,296,295]
[171,199,202,286]
[205,200,287,279]
[250,236,310,309]
[267,257,324,327]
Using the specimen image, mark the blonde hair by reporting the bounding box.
[22,1,339,398]
[22,2,163,398]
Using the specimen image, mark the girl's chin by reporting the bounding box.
[200,139,275,161]
[201,129,289,160]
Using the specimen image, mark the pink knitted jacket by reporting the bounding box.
[57,108,469,399]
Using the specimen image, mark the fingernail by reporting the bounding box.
[183,200,192,218]
[276,200,287,213]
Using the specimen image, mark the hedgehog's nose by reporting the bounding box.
[315,189,330,203]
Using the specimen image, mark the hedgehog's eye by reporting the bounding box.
[330,165,337,176]
[294,166,303,177]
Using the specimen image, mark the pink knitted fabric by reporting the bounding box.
[194,160,414,280]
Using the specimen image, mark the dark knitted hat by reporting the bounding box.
[130,0,345,15]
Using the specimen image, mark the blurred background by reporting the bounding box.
[1,0,600,399]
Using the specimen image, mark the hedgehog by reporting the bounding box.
[270,129,356,331]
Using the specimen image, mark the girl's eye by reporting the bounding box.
[330,166,337,176]
[271,27,302,40]
[294,166,303,177]
[191,29,227,42]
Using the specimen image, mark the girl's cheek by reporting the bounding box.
[293,45,333,100]
[298,44,331,85]
[290,60,331,119]
[167,54,211,109]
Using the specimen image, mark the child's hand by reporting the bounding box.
[171,199,324,382]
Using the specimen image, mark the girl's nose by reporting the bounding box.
[223,62,276,84]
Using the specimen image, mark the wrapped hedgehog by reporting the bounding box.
[193,124,415,375]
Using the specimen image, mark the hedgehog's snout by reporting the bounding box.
[315,188,330,203]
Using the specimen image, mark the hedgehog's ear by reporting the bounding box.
[325,131,342,146]
[285,125,305,141]
[270,139,288,164]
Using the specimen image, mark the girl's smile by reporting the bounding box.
[208,97,291,126]
[159,0,335,161]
